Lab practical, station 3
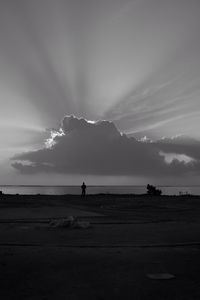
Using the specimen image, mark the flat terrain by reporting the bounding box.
[0,194,200,299]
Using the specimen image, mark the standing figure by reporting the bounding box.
[81,182,86,196]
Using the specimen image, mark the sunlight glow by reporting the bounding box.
[45,128,65,148]
[160,152,196,164]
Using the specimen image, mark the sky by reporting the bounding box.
[1,0,200,185]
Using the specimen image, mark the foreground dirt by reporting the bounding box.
[0,194,200,299]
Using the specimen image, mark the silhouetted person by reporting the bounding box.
[81,182,86,196]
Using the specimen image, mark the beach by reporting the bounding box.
[0,194,200,299]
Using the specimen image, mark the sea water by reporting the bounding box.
[0,185,200,195]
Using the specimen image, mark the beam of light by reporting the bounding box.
[0,89,44,131]
[1,0,200,125]
[0,0,200,172]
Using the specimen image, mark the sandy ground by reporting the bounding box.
[0,194,200,299]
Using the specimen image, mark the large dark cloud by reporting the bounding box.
[11,115,200,176]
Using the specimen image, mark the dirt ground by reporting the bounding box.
[0,194,200,299]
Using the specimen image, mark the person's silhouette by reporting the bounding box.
[81,182,86,196]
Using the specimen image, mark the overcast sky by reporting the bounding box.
[1,0,200,185]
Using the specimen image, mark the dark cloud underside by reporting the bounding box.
[12,116,200,177]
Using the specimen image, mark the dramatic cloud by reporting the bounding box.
[12,116,200,177]
[1,0,200,184]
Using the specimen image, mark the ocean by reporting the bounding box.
[0,185,200,196]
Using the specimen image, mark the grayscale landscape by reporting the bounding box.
[1,0,200,298]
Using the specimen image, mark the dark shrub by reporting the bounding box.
[147,184,162,196]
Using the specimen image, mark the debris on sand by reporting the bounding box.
[74,220,91,229]
[49,216,74,228]
[49,216,91,229]
[146,273,175,280]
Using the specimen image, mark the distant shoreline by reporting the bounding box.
[0,193,200,197]
[1,185,200,196]
[1,185,200,187]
